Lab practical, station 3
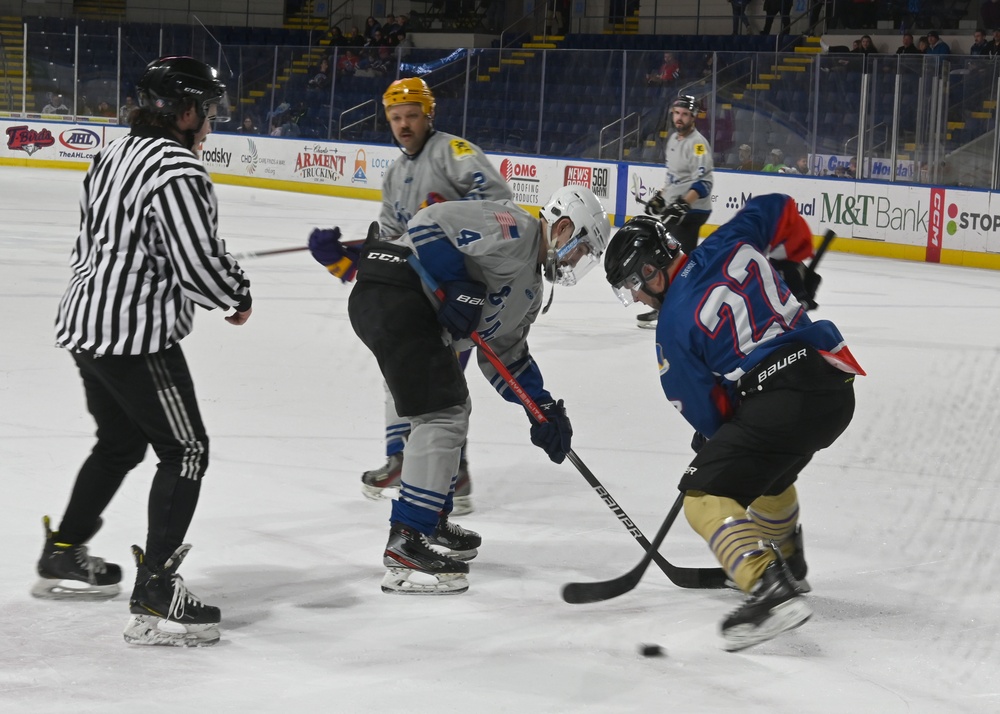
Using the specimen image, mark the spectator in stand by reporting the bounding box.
[989,29,1000,56]
[236,116,259,134]
[926,30,951,54]
[337,49,361,76]
[761,0,793,35]
[42,94,70,114]
[729,0,752,35]
[383,14,401,36]
[646,51,681,85]
[364,16,382,42]
[835,156,857,178]
[970,28,989,55]
[897,33,919,54]
[329,26,348,47]
[762,148,787,172]
[395,29,414,58]
[95,99,116,118]
[735,144,759,171]
[347,26,366,46]
[119,95,136,124]
[982,0,1000,33]
[855,34,878,54]
[917,35,930,52]
[781,154,811,174]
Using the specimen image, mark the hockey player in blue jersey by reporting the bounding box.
[604,193,864,651]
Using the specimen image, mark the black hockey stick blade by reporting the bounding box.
[563,492,690,604]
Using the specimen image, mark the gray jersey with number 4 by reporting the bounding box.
[379,131,512,239]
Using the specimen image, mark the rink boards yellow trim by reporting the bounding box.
[5,158,997,271]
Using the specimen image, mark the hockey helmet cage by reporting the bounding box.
[383,77,436,119]
[604,215,681,306]
[137,56,230,123]
[671,94,698,114]
[539,185,611,287]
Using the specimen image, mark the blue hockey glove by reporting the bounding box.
[437,280,487,340]
[308,227,363,282]
[530,399,573,464]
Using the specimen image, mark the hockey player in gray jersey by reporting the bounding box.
[318,185,609,594]
[329,77,511,516]
[638,94,714,329]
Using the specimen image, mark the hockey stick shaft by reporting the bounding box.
[405,253,727,589]
[810,229,835,273]
[231,245,310,260]
[562,492,687,603]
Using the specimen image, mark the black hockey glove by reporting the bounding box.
[660,199,690,226]
[437,279,487,340]
[771,259,821,311]
[644,190,666,217]
[691,431,708,453]
[530,399,573,464]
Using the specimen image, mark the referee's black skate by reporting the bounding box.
[382,522,469,595]
[32,515,122,601]
[721,551,812,652]
[124,544,221,647]
[426,515,481,561]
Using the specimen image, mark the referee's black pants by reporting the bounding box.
[58,345,207,568]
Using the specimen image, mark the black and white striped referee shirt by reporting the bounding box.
[55,125,251,356]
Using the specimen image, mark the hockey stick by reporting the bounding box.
[629,173,649,207]
[231,245,309,260]
[562,492,686,604]
[405,253,727,590]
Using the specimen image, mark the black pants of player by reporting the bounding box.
[58,346,206,568]
[678,345,856,508]
[672,211,709,254]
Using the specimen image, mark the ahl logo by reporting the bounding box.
[6,125,55,155]
[58,128,100,151]
[499,158,538,183]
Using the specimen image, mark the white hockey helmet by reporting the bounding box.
[539,185,611,286]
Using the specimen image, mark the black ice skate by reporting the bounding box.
[426,515,481,561]
[361,452,475,516]
[721,550,812,652]
[382,522,470,595]
[32,515,122,601]
[124,544,221,647]
[636,308,659,329]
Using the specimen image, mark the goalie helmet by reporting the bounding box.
[137,56,229,123]
[539,186,611,286]
[671,94,697,114]
[604,215,681,306]
[382,77,436,119]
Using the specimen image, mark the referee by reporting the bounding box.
[638,94,714,329]
[36,56,250,647]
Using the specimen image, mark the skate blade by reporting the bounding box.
[722,599,813,652]
[123,615,221,647]
[31,578,120,601]
[636,321,658,330]
[450,495,474,517]
[380,568,469,595]
[795,576,812,594]
[361,483,398,502]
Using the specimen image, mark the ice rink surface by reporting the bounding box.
[2,167,999,714]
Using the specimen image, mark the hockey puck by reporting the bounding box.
[639,643,665,657]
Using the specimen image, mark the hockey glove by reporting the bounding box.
[437,280,487,340]
[308,227,363,283]
[530,399,573,464]
[691,431,708,454]
[772,259,821,311]
[660,199,690,226]
[420,191,448,209]
[644,190,666,217]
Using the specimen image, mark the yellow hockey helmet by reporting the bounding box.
[382,77,436,119]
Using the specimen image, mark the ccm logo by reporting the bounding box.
[366,252,405,263]
[456,295,485,305]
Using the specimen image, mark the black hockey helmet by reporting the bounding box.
[671,94,697,113]
[604,215,681,306]
[137,56,230,123]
